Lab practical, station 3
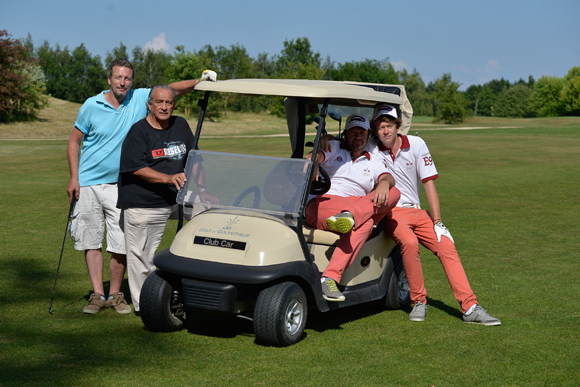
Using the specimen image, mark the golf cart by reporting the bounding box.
[140,79,413,346]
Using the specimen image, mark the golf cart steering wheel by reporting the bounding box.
[232,186,261,208]
[310,166,330,195]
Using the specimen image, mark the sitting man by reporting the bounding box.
[117,85,217,313]
[371,103,500,325]
[306,114,400,302]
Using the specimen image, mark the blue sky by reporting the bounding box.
[2,0,578,90]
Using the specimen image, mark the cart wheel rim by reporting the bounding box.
[285,299,304,335]
[169,290,186,320]
[398,270,410,301]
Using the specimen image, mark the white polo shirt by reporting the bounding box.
[313,140,392,199]
[371,135,438,205]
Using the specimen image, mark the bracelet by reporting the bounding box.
[198,187,207,192]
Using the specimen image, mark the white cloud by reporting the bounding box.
[144,33,170,53]
[477,59,501,84]
[484,59,500,77]
[391,60,409,72]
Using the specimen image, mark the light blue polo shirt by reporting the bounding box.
[75,88,150,186]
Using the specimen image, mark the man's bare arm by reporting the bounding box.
[168,79,202,97]
[66,127,84,203]
[423,179,442,222]
[133,167,186,190]
[371,174,394,207]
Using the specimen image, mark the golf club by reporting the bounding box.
[48,195,77,314]
[328,110,342,137]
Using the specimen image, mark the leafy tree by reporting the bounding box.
[495,84,534,117]
[214,43,253,116]
[560,66,580,116]
[528,75,564,117]
[276,37,321,75]
[168,45,205,117]
[253,52,277,79]
[399,68,433,116]
[131,45,172,89]
[431,73,466,124]
[37,41,106,103]
[0,30,48,122]
[104,42,130,68]
[328,58,399,84]
[68,44,107,102]
[270,38,324,120]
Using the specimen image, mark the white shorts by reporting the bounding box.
[69,184,126,254]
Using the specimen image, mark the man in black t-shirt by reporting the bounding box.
[117,85,216,313]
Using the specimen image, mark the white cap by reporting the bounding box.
[345,114,371,131]
[372,104,398,121]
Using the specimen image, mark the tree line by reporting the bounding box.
[1,30,579,124]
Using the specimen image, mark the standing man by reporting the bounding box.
[306,114,400,301]
[371,103,501,325]
[67,58,216,314]
[117,85,217,314]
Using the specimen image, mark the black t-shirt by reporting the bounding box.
[117,116,194,208]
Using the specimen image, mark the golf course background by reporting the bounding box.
[1,97,579,386]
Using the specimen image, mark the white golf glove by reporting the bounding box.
[200,69,217,82]
[434,221,454,244]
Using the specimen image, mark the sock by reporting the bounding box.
[465,304,478,315]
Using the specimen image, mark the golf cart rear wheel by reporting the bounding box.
[140,271,186,332]
[253,282,307,347]
[384,248,411,310]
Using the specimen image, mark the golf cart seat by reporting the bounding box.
[302,214,389,246]
[302,225,340,246]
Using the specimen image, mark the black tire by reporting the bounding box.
[253,282,307,347]
[384,248,411,310]
[140,271,186,332]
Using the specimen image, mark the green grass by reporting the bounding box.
[1,104,580,386]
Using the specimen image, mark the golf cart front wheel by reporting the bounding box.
[253,282,307,347]
[140,271,186,332]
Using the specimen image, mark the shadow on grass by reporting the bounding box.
[426,298,464,320]
[401,297,464,321]
[181,301,389,342]
[306,301,385,332]
[185,312,254,339]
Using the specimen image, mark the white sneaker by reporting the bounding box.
[409,302,427,322]
[463,304,501,326]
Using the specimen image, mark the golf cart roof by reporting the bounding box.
[195,79,413,135]
[195,78,399,105]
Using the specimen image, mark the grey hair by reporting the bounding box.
[147,85,176,104]
[107,58,134,79]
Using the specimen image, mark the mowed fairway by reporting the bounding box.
[1,99,579,386]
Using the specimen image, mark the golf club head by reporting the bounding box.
[328,111,342,122]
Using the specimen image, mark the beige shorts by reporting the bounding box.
[69,184,126,254]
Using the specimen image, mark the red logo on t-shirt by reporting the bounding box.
[152,149,164,158]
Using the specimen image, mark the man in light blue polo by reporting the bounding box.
[67,58,216,314]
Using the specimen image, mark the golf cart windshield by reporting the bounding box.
[176,150,311,223]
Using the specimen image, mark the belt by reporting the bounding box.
[396,203,420,209]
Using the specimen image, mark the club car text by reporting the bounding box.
[194,236,246,251]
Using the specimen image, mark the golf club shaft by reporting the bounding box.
[48,196,77,314]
